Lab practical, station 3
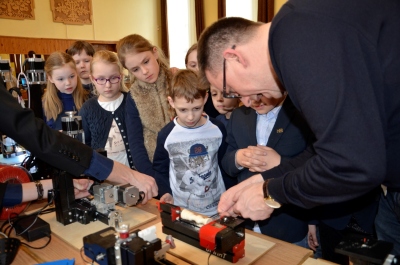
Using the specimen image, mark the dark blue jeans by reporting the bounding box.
[375,191,400,255]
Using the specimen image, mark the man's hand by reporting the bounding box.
[236,145,281,172]
[106,161,158,204]
[73,179,93,199]
[160,193,174,204]
[218,174,264,217]
[229,181,275,220]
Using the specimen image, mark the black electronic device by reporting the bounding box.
[83,225,174,265]
[14,215,51,242]
[335,234,394,265]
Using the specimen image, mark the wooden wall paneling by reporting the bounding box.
[0,36,116,55]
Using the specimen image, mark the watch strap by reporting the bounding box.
[35,180,44,200]
[263,179,281,209]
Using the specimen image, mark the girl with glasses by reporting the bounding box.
[79,50,133,168]
[42,52,88,130]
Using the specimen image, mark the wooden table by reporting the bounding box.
[9,199,314,265]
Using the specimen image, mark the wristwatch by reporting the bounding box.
[263,179,281,209]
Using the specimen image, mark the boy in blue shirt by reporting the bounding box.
[153,69,233,216]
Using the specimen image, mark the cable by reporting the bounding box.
[21,234,51,249]
[207,250,213,265]
[6,196,54,238]
[80,246,95,265]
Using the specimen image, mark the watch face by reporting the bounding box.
[264,198,281,209]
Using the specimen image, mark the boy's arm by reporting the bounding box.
[153,125,174,198]
[125,95,155,177]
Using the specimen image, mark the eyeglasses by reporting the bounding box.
[223,45,241,98]
[93,75,121,85]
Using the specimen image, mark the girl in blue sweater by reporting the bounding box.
[42,52,88,130]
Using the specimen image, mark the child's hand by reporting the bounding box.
[236,145,281,172]
[160,193,174,204]
[307,224,319,251]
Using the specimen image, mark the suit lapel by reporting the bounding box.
[267,97,295,148]
[245,107,258,146]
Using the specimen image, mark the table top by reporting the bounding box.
[8,199,314,265]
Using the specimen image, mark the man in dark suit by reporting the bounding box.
[0,81,157,207]
[223,93,379,263]
[222,94,313,244]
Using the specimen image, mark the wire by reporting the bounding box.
[21,234,52,249]
[5,195,54,238]
[207,250,213,265]
[80,246,95,265]
[15,214,39,236]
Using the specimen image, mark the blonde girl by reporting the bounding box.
[117,34,174,177]
[79,50,133,168]
[42,52,88,130]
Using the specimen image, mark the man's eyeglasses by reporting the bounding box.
[223,45,241,98]
[93,76,121,85]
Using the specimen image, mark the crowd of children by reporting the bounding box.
[36,38,333,262]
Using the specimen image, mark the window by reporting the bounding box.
[226,0,257,21]
[166,0,257,69]
[167,0,196,69]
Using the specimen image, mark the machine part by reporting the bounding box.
[0,165,32,220]
[83,225,175,265]
[0,59,12,83]
[1,135,26,158]
[61,111,85,143]
[83,227,117,265]
[114,184,143,207]
[158,202,245,263]
[335,234,394,265]
[52,169,142,227]
[180,208,212,226]
[22,57,46,85]
[52,170,97,225]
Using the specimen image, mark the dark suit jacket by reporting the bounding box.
[0,82,93,177]
[222,97,313,242]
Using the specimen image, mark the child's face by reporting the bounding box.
[250,94,284,114]
[90,61,122,102]
[124,48,160,84]
[48,64,77,94]
[72,50,92,82]
[210,86,239,115]
[186,50,198,71]
[168,95,207,128]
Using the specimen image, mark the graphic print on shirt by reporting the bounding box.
[168,138,223,214]
[105,120,128,165]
